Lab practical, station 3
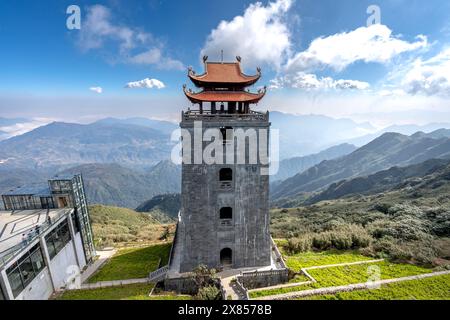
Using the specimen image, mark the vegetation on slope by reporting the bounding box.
[135,193,180,220]
[89,205,175,247]
[271,163,450,266]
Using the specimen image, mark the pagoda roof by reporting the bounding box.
[188,58,261,87]
[183,86,266,104]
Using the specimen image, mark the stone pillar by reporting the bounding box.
[67,215,81,268]
[0,270,14,300]
[39,237,56,292]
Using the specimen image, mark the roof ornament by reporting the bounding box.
[257,66,262,75]
[236,56,242,62]
[188,66,195,76]
[203,55,208,63]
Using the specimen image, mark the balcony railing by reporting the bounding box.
[182,110,269,122]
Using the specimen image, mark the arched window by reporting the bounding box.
[219,168,232,181]
[220,248,232,266]
[220,207,232,219]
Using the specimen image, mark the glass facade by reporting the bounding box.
[2,195,42,211]
[71,175,95,263]
[45,220,71,260]
[6,244,45,298]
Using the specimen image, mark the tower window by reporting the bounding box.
[220,207,232,219]
[219,168,232,181]
[220,126,233,144]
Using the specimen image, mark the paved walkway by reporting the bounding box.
[255,270,450,300]
[80,249,116,284]
[79,278,151,290]
[220,276,240,300]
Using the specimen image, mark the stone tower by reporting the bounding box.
[177,56,271,273]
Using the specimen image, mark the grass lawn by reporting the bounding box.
[299,274,450,300]
[57,283,193,300]
[250,254,432,299]
[88,243,171,283]
[284,250,374,271]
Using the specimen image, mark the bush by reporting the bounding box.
[196,285,221,300]
[286,235,312,253]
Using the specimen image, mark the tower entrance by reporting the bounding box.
[220,248,232,268]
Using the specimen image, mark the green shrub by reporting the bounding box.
[196,285,221,300]
[286,235,313,253]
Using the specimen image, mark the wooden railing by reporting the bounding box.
[182,110,269,122]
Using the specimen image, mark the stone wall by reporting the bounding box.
[164,276,198,295]
[237,269,289,290]
[179,117,271,272]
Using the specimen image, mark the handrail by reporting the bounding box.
[149,265,169,282]
[0,209,70,267]
[235,277,250,300]
[270,237,287,269]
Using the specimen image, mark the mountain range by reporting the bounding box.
[272,143,357,182]
[271,130,450,202]
[306,158,450,204]
[0,120,175,170]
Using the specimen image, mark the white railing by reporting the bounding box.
[149,265,169,282]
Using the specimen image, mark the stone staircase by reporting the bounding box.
[219,272,249,300]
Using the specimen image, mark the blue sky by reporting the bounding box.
[0,0,449,128]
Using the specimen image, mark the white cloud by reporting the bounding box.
[0,118,54,140]
[201,0,292,69]
[270,72,370,90]
[89,86,103,94]
[285,24,428,73]
[125,78,166,89]
[78,5,183,70]
[128,49,184,71]
[401,48,450,97]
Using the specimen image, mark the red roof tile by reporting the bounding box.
[188,62,261,87]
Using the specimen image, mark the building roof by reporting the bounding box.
[2,183,51,197]
[188,61,261,87]
[183,87,266,104]
[0,208,72,261]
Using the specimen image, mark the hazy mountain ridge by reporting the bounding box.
[307,158,450,204]
[59,161,181,208]
[0,121,174,169]
[270,111,375,158]
[272,131,450,201]
[135,193,181,218]
[272,143,357,182]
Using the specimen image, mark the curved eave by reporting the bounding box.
[183,87,266,104]
[188,72,261,88]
